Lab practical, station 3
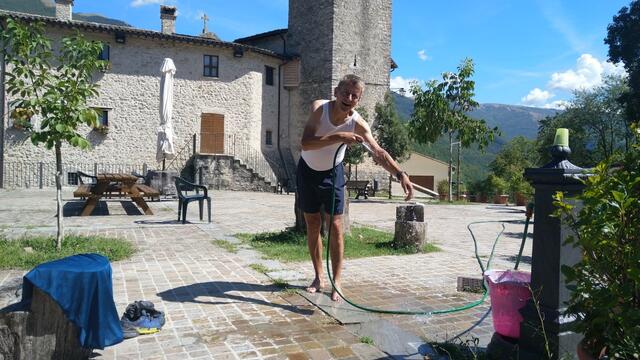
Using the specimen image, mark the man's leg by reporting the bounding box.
[304,212,325,293]
[328,214,344,301]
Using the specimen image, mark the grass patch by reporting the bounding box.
[0,235,135,269]
[236,226,440,263]
[280,287,299,297]
[249,263,270,274]
[212,239,238,253]
[359,336,375,345]
[271,278,289,289]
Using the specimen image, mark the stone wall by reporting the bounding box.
[3,26,287,177]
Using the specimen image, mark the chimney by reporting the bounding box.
[160,6,177,34]
[54,0,73,21]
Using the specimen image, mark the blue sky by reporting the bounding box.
[71,0,630,109]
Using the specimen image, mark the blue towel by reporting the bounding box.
[21,253,124,349]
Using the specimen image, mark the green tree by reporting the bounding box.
[372,92,410,198]
[409,58,499,201]
[606,0,640,126]
[489,136,538,199]
[536,75,629,167]
[344,107,368,180]
[2,18,107,249]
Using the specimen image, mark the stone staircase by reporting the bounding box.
[193,154,278,192]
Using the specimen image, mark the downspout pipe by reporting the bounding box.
[275,34,291,189]
[0,21,6,189]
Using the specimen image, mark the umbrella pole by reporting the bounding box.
[162,157,166,171]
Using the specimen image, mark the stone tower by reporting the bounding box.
[285,0,392,162]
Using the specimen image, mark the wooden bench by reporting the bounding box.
[73,184,95,199]
[136,184,160,201]
[346,180,370,199]
[73,183,158,201]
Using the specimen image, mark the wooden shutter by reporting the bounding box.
[200,113,224,154]
[283,60,300,88]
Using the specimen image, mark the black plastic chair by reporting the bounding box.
[131,171,149,185]
[77,171,97,185]
[175,177,211,224]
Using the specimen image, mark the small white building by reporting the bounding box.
[391,151,452,197]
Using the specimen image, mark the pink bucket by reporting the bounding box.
[484,269,532,339]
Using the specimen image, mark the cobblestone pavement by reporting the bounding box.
[0,189,532,359]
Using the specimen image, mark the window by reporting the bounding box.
[98,43,110,61]
[67,172,79,186]
[96,109,109,127]
[203,55,219,77]
[265,65,274,86]
[265,130,273,145]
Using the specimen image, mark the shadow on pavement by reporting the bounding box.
[134,219,182,225]
[63,200,144,216]
[157,281,314,316]
[63,201,110,217]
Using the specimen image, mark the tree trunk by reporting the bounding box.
[456,144,461,201]
[448,132,453,202]
[55,141,64,250]
[388,174,392,199]
[0,287,93,359]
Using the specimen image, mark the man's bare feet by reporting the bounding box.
[306,278,325,293]
[331,287,342,302]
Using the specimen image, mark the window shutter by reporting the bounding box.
[283,60,300,88]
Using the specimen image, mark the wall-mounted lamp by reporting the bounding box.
[115,31,126,44]
[233,46,244,58]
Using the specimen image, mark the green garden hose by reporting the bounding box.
[321,143,531,315]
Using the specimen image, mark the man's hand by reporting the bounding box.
[333,132,363,145]
[399,173,414,201]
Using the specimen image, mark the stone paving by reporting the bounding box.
[0,189,532,359]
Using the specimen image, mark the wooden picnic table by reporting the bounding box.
[79,173,154,216]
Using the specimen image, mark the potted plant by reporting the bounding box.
[487,174,509,204]
[509,173,533,206]
[436,179,449,201]
[10,107,34,130]
[94,125,109,135]
[554,127,640,359]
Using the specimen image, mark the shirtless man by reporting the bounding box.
[297,74,414,301]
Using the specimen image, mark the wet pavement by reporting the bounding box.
[0,189,532,359]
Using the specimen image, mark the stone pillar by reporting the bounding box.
[487,136,591,360]
[393,203,426,251]
[148,170,177,196]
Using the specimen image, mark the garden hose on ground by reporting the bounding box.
[322,143,533,315]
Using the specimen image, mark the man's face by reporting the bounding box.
[334,83,363,112]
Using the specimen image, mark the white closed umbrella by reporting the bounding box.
[157,58,177,169]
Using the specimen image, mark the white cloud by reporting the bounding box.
[417,50,430,61]
[130,0,168,8]
[390,76,419,97]
[521,88,554,105]
[548,54,626,91]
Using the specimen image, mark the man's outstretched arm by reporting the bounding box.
[354,118,413,200]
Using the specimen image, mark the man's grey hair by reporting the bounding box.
[337,74,365,89]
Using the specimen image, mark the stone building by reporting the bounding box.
[0,0,393,190]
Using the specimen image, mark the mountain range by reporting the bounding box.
[0,0,131,26]
[391,92,559,140]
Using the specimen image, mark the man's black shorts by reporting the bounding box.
[296,158,345,215]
